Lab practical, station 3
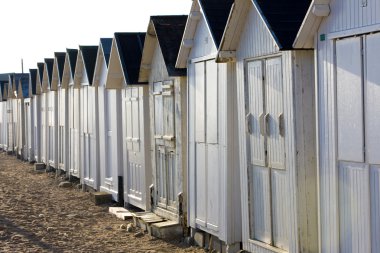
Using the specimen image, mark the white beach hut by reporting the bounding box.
[31,66,43,163]
[6,74,18,154]
[36,62,48,164]
[52,52,67,172]
[217,0,318,252]
[15,75,30,160]
[41,58,58,169]
[139,15,188,222]
[26,69,38,162]
[176,0,241,250]
[105,32,150,205]
[74,45,99,188]
[294,1,380,252]
[60,49,78,174]
[0,79,9,151]
[93,38,112,192]
[67,49,81,178]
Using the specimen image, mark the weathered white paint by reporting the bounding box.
[32,94,41,162]
[58,87,68,171]
[47,90,58,168]
[224,2,318,253]
[68,85,80,178]
[24,98,33,161]
[185,7,242,247]
[309,1,380,251]
[144,40,187,221]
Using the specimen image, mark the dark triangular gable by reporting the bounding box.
[67,49,78,80]
[79,46,98,85]
[37,62,44,85]
[115,33,147,85]
[151,15,188,76]
[100,38,112,67]
[254,0,311,49]
[29,69,37,96]
[55,52,66,83]
[44,58,54,89]
[16,74,29,98]
[199,0,234,47]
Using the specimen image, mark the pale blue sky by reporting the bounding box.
[0,0,192,73]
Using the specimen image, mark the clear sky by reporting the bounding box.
[0,0,192,73]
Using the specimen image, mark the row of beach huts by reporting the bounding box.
[1,0,380,252]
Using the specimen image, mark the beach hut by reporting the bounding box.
[41,58,57,169]
[27,69,38,162]
[139,16,187,222]
[216,0,318,252]
[93,38,112,192]
[51,52,67,172]
[6,74,18,154]
[175,0,241,250]
[0,75,9,151]
[31,67,43,163]
[74,45,99,188]
[294,1,380,252]
[60,49,78,174]
[66,49,81,178]
[35,62,47,164]
[15,75,30,160]
[105,32,150,206]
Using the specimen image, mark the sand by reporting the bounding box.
[0,153,204,253]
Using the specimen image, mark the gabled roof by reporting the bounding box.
[37,62,44,86]
[55,52,66,83]
[79,46,98,85]
[217,0,312,62]
[293,0,330,48]
[29,69,37,96]
[114,32,146,85]
[67,49,78,79]
[139,15,187,82]
[44,58,54,89]
[176,0,234,68]
[254,0,312,49]
[199,0,234,47]
[16,74,30,98]
[1,82,8,101]
[100,38,112,66]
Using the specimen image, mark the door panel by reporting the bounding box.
[336,37,364,162]
[365,34,380,164]
[195,143,207,227]
[206,144,219,231]
[206,61,218,144]
[249,166,272,243]
[195,62,205,143]
[265,57,284,169]
[247,60,265,167]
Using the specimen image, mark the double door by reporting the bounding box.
[335,34,380,252]
[245,57,288,250]
[153,81,176,211]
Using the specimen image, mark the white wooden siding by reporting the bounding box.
[189,17,217,59]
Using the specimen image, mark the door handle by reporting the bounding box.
[246,113,252,134]
[278,113,285,137]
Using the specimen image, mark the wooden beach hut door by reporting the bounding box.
[24,101,31,160]
[58,89,66,170]
[193,60,220,232]
[69,87,80,177]
[7,100,14,151]
[82,86,97,185]
[48,91,56,166]
[244,57,288,250]
[335,34,380,252]
[153,81,176,211]
[124,87,145,208]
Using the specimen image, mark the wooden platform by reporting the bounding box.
[109,207,183,239]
